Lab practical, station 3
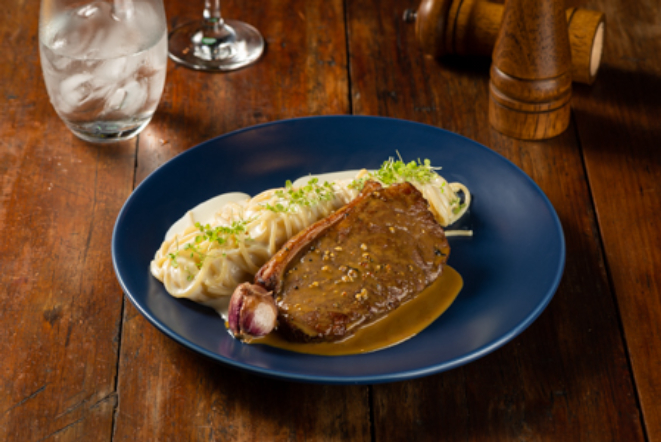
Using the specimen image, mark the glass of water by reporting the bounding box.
[39,0,168,143]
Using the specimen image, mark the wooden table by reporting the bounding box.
[2,0,660,440]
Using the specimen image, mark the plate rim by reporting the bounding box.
[112,115,566,384]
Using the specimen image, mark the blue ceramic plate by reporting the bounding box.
[112,116,565,384]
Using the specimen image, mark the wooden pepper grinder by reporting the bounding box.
[405,0,605,85]
[488,0,572,140]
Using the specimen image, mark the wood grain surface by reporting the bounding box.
[0,1,132,440]
[1,0,659,440]
[572,0,661,438]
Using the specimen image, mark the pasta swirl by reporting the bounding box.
[151,181,358,310]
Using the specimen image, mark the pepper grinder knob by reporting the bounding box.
[488,0,572,140]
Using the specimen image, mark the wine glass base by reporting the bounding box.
[168,19,264,71]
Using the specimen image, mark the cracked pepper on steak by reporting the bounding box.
[249,179,451,343]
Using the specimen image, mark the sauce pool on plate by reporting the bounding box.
[247,266,463,356]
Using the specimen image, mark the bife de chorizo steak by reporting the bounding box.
[228,180,450,342]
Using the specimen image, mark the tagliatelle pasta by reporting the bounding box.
[150,158,471,316]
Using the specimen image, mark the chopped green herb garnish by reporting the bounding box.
[348,177,367,190]
[177,220,252,269]
[349,154,441,190]
[265,178,336,213]
[452,202,466,215]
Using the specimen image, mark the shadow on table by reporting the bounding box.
[435,54,493,80]
[572,64,661,157]
[575,64,661,111]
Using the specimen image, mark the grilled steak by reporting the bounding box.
[229,180,450,343]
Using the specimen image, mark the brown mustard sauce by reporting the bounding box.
[247,266,463,355]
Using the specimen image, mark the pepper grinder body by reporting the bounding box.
[489,0,573,140]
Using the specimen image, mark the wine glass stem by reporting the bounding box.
[203,0,225,29]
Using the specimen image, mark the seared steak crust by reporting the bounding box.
[256,180,450,343]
